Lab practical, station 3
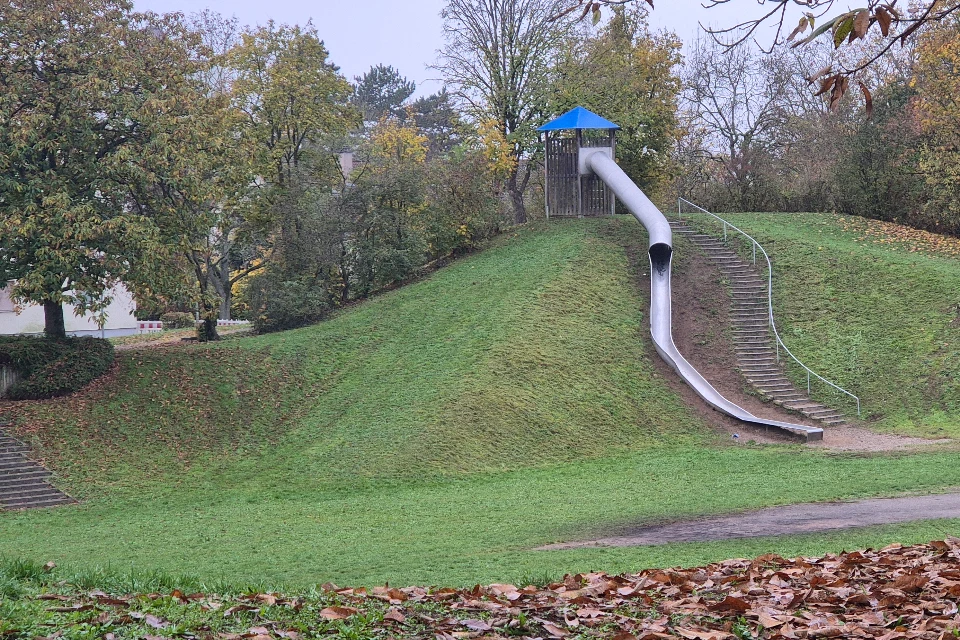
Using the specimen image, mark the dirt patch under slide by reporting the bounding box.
[539,491,960,549]
[609,224,949,452]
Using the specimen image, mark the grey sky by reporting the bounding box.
[132,0,790,96]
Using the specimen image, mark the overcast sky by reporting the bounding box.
[132,0,782,96]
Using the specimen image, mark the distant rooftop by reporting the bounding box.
[537,107,620,131]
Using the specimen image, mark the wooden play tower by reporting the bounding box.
[538,107,620,218]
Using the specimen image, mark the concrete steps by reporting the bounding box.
[671,221,847,428]
[0,430,74,511]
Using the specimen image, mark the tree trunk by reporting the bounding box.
[198,315,220,342]
[219,293,231,321]
[507,168,527,225]
[43,300,67,340]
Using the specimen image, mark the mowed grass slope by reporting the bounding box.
[689,213,960,436]
[3,217,960,587]
[4,220,702,495]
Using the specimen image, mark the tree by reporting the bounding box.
[682,37,792,211]
[0,0,216,339]
[206,21,355,336]
[831,80,922,222]
[409,89,466,157]
[229,21,355,190]
[438,0,570,224]
[550,6,682,196]
[352,64,416,124]
[350,118,429,295]
[421,120,514,256]
[169,10,262,332]
[912,14,960,234]
[561,1,955,69]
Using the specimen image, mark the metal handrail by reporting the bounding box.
[676,198,861,416]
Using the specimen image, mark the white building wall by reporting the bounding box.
[0,284,138,337]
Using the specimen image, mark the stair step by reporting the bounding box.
[821,418,847,425]
[0,471,52,488]
[782,402,823,410]
[0,446,29,455]
[805,408,843,417]
[0,465,52,477]
[0,458,40,470]
[1,495,74,509]
[0,485,63,500]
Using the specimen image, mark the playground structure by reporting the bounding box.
[539,107,617,218]
[539,108,824,441]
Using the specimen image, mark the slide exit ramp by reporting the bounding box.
[586,152,823,442]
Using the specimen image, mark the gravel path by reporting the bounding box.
[539,492,960,550]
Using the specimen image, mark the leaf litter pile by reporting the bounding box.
[9,541,960,639]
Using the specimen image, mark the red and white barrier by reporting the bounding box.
[137,321,163,334]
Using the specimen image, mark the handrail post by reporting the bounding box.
[752,242,756,265]
[807,371,811,395]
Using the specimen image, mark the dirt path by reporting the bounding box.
[539,491,960,550]
[113,326,252,350]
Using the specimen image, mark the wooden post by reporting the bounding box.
[609,129,617,216]
[544,132,550,219]
[576,129,583,218]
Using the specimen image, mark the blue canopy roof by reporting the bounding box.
[537,107,620,131]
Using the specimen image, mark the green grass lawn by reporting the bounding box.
[2,216,960,588]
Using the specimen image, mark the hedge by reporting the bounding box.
[0,336,115,400]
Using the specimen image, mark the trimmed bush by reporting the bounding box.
[0,337,115,400]
[160,312,195,329]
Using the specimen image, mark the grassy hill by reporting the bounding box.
[3,216,960,588]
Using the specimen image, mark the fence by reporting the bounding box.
[136,319,251,334]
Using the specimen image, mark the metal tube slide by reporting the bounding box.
[586,152,823,442]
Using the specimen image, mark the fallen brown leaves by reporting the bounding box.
[20,541,960,639]
[836,215,960,257]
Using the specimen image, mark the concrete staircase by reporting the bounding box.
[671,222,847,427]
[0,429,74,510]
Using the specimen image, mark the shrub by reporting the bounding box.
[0,336,114,400]
[160,312,195,329]
[247,274,334,334]
[423,147,508,257]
